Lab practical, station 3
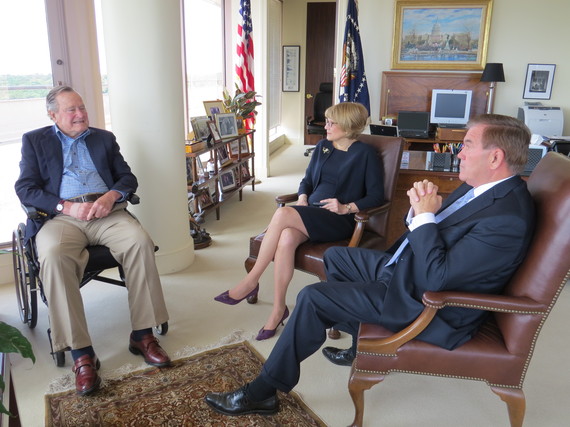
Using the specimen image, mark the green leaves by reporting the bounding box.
[0,321,35,417]
[0,322,35,363]
[222,84,262,119]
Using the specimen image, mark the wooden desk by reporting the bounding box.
[387,152,462,247]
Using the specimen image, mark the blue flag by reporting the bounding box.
[339,0,370,114]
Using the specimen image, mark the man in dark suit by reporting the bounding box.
[204,114,535,416]
[15,86,171,396]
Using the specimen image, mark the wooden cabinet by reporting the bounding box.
[186,131,255,220]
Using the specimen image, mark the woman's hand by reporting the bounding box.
[317,198,344,214]
[297,194,309,206]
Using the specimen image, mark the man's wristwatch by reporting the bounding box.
[56,200,65,213]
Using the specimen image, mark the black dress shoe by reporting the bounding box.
[322,346,355,366]
[205,386,278,416]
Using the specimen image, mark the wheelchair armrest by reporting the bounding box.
[127,193,140,205]
[21,205,43,219]
[275,193,299,207]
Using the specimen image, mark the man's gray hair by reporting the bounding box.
[46,85,76,113]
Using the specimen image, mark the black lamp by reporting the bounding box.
[480,63,505,114]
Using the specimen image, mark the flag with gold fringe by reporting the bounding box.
[339,0,370,113]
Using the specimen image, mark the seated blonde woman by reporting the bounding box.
[214,102,385,340]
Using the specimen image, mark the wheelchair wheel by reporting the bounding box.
[154,322,168,335]
[12,224,38,328]
[54,351,65,367]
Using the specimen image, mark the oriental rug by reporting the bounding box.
[45,341,325,426]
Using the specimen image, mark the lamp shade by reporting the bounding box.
[481,63,505,82]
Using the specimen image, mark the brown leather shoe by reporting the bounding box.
[128,333,171,367]
[72,354,101,396]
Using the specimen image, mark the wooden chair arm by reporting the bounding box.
[357,290,548,355]
[348,202,391,247]
[275,193,299,207]
[357,305,439,354]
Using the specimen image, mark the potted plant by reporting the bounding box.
[0,321,34,417]
[222,84,261,131]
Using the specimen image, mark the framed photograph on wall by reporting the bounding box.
[523,64,556,100]
[190,116,211,141]
[215,112,239,139]
[282,45,300,91]
[391,0,493,71]
[203,100,226,119]
[219,169,237,192]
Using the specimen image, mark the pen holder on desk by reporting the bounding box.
[451,154,460,171]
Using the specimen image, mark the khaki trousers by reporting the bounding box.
[35,205,169,352]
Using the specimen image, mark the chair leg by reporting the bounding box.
[490,386,525,427]
[348,368,385,427]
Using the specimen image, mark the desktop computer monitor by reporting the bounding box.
[430,89,472,127]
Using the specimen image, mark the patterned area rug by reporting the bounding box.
[45,341,325,426]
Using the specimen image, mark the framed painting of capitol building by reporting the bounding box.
[391,0,493,71]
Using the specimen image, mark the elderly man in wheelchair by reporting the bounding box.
[13,85,171,396]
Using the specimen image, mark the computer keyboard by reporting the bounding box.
[438,124,466,129]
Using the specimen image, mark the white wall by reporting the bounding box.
[282,0,570,140]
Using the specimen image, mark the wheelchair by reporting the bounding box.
[12,196,168,367]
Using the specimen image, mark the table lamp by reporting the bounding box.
[480,63,505,114]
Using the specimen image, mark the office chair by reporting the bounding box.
[305,82,333,156]
[12,195,167,367]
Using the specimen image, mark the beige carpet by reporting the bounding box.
[45,341,325,426]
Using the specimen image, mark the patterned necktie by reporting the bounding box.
[385,188,476,266]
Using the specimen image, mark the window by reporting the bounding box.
[183,0,227,129]
[267,0,282,133]
[0,0,53,244]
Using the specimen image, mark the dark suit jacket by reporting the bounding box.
[14,125,138,241]
[298,138,384,210]
[381,176,535,349]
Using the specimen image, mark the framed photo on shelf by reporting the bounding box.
[203,100,226,119]
[207,121,222,143]
[215,113,239,139]
[228,137,250,157]
[391,0,493,71]
[219,169,237,192]
[240,163,251,182]
[217,145,233,168]
[282,45,300,91]
[190,116,211,141]
[523,64,556,100]
[197,188,214,211]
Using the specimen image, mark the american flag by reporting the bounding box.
[339,0,370,113]
[236,0,254,92]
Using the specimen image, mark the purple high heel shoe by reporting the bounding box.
[255,306,290,341]
[214,284,259,305]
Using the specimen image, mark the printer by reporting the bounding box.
[517,106,564,137]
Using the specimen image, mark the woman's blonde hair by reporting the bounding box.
[325,102,369,140]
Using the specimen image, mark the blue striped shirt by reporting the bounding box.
[55,125,110,199]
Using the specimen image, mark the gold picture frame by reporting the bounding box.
[391,0,493,71]
[203,99,226,119]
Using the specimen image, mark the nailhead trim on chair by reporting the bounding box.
[422,302,545,315]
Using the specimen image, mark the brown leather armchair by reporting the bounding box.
[244,134,404,294]
[348,152,570,427]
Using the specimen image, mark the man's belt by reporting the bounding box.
[66,192,105,203]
